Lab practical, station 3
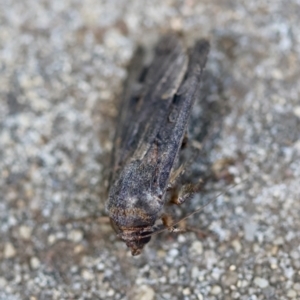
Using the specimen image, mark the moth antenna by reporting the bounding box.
[171,179,245,227]
[144,177,249,238]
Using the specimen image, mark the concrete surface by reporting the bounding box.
[0,0,300,299]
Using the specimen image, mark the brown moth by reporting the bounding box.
[106,35,210,255]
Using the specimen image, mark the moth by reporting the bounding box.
[106,34,210,255]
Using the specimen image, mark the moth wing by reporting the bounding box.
[110,35,189,183]
[145,39,210,194]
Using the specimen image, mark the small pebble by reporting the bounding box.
[4,243,16,258]
[229,265,236,271]
[271,246,279,255]
[221,271,238,287]
[0,277,7,288]
[243,221,257,242]
[287,289,297,298]
[293,283,300,291]
[210,285,222,295]
[97,263,105,271]
[294,106,300,118]
[191,266,199,279]
[133,285,155,300]
[68,229,83,242]
[81,269,94,281]
[157,249,166,258]
[107,289,115,297]
[190,241,203,255]
[197,293,204,300]
[19,226,32,240]
[30,257,40,269]
[182,287,191,295]
[237,280,249,288]
[254,277,269,288]
[270,263,278,269]
[168,248,179,257]
[48,234,56,245]
[74,245,84,254]
[273,237,284,245]
[159,276,166,284]
[231,239,242,253]
[170,18,183,31]
[178,235,186,243]
[295,140,300,152]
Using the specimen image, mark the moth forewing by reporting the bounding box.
[106,35,210,255]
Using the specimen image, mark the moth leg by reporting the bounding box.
[181,132,189,149]
[167,164,185,190]
[180,126,203,151]
[185,226,209,238]
[168,136,203,191]
[171,179,204,205]
[161,213,173,228]
[168,132,203,191]
[190,139,203,151]
[181,131,203,151]
[161,214,186,232]
[170,131,196,186]
[161,214,208,238]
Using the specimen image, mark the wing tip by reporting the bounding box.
[155,34,183,55]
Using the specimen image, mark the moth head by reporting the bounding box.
[110,218,153,256]
[124,231,152,256]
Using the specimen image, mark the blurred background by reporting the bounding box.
[0,1,299,299]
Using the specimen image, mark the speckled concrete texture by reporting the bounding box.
[1,1,300,299]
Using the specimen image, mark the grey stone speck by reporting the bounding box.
[0,277,7,288]
[81,269,94,281]
[182,287,191,295]
[30,257,40,269]
[243,220,258,242]
[132,285,155,300]
[68,229,84,242]
[210,285,222,295]
[287,289,297,298]
[254,277,269,289]
[19,225,32,240]
[221,271,238,287]
[189,240,203,255]
[293,283,300,291]
[231,239,242,253]
[293,106,300,118]
[107,289,115,297]
[197,293,204,300]
[168,248,179,258]
[47,234,56,245]
[4,243,16,259]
